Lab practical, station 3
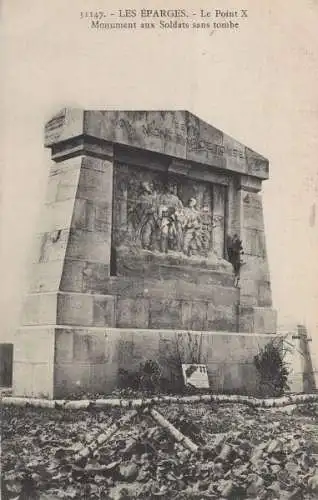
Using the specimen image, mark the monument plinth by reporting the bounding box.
[13,109,277,398]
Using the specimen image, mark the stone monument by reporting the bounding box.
[13,109,277,398]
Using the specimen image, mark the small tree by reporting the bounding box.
[254,340,290,397]
[118,360,163,394]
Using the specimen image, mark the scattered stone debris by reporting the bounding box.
[1,400,318,499]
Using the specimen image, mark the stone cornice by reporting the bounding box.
[45,108,269,180]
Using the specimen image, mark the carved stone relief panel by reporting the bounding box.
[112,163,226,263]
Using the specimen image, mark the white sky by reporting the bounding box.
[1,0,317,361]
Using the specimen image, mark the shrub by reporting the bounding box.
[118,360,164,394]
[254,340,290,397]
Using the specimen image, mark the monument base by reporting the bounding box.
[13,326,279,399]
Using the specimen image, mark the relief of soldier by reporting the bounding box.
[156,183,183,253]
[130,181,157,250]
[131,181,212,256]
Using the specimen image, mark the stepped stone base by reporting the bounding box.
[13,326,278,399]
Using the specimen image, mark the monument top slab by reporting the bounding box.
[45,108,269,180]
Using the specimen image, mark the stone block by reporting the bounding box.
[14,327,55,363]
[238,306,277,334]
[206,363,224,391]
[85,110,187,159]
[239,278,259,306]
[240,175,262,192]
[116,298,149,328]
[100,277,145,299]
[204,333,225,362]
[149,299,181,329]
[54,326,120,397]
[72,330,107,363]
[33,230,69,264]
[175,281,228,302]
[60,259,85,292]
[104,329,122,364]
[55,329,74,363]
[13,327,55,398]
[240,274,259,293]
[240,255,271,282]
[81,155,114,174]
[29,261,64,293]
[95,203,112,231]
[243,203,264,230]
[158,334,180,370]
[54,360,118,397]
[71,199,87,230]
[143,279,178,300]
[186,124,225,170]
[129,333,160,366]
[46,174,60,204]
[197,271,235,288]
[67,229,111,262]
[103,276,202,302]
[45,108,84,147]
[12,362,34,396]
[93,295,116,327]
[206,303,237,332]
[53,166,82,203]
[77,164,113,203]
[39,199,76,234]
[253,307,277,334]
[117,337,135,367]
[49,155,81,175]
[13,362,54,398]
[89,363,118,392]
[180,301,192,329]
[243,229,266,258]
[190,301,208,331]
[47,160,81,203]
[21,293,57,326]
[57,293,94,326]
[242,191,262,209]
[258,281,272,307]
[60,260,110,293]
[238,363,259,392]
[203,334,233,363]
[240,294,258,307]
[222,363,242,391]
[210,286,239,307]
[238,306,254,333]
[72,199,112,232]
[54,362,91,395]
[82,262,111,292]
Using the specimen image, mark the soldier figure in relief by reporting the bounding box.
[156,183,183,253]
[182,197,203,256]
[134,181,157,250]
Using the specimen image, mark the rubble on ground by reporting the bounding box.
[1,400,318,499]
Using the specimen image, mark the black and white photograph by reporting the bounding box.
[1,1,318,498]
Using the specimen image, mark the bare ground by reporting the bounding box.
[1,401,318,499]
